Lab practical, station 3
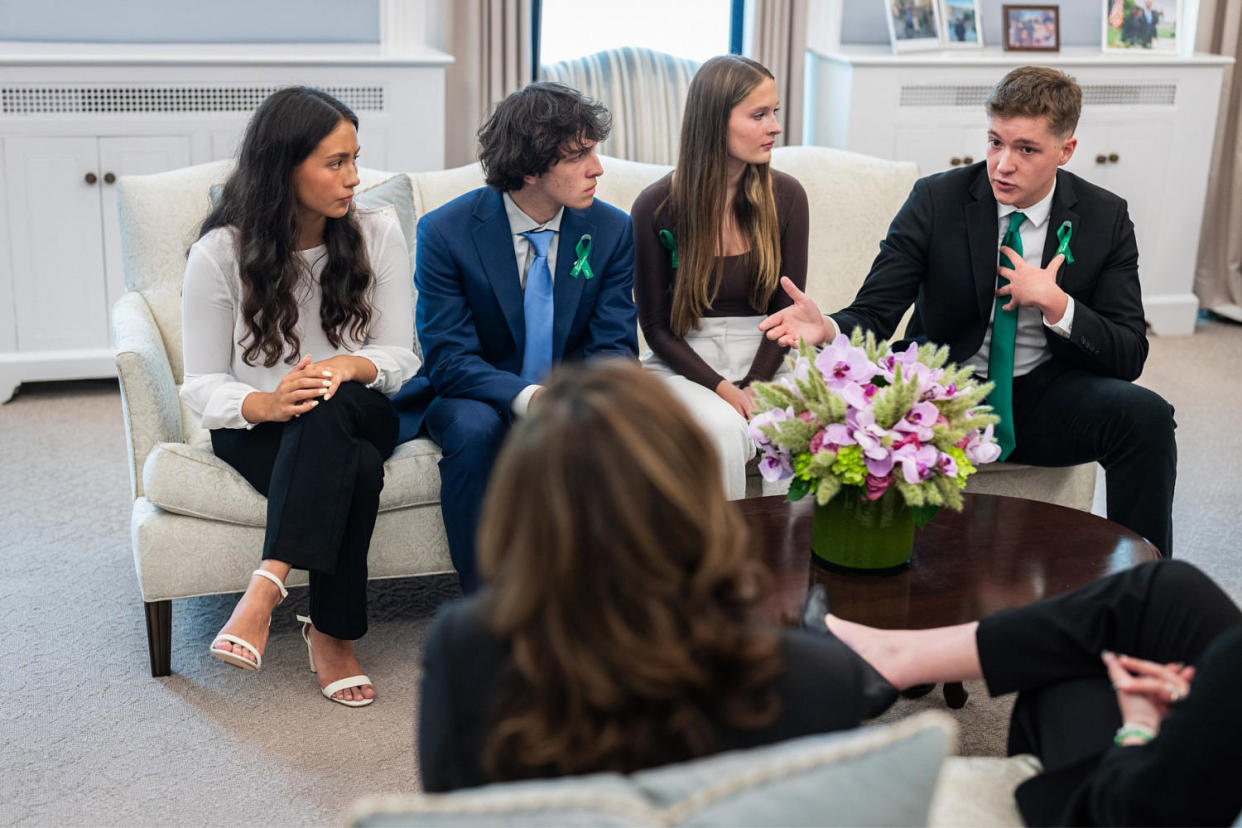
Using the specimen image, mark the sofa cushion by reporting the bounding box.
[929,755,1042,827]
[347,711,955,827]
[143,437,442,527]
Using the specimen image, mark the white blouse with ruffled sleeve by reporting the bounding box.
[180,209,419,430]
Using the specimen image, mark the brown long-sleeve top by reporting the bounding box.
[631,169,810,390]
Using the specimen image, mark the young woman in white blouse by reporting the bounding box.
[181,87,419,707]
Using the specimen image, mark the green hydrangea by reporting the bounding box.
[831,445,867,487]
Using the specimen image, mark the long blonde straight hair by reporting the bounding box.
[660,55,782,337]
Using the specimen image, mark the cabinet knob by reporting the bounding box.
[962,155,974,165]
[1108,153,1120,163]
[84,172,98,185]
[949,157,962,167]
[1095,154,1107,164]
[104,172,116,184]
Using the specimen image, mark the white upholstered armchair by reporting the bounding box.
[114,147,1095,677]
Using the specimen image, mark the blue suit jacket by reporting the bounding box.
[392,187,638,441]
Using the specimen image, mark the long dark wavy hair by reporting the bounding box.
[200,86,374,367]
[476,360,783,781]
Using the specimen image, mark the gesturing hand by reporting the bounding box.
[996,248,1069,322]
[758,277,831,347]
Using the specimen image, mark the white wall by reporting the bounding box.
[0,0,380,43]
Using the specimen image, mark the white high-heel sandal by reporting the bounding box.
[208,568,288,671]
[296,615,374,708]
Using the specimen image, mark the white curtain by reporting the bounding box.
[443,0,534,168]
[747,0,809,147]
[1193,0,1242,320]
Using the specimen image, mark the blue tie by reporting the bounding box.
[520,229,555,383]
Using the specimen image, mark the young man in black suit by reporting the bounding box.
[761,66,1176,556]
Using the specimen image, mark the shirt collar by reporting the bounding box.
[503,192,564,236]
[998,179,1056,230]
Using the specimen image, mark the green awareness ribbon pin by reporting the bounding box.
[659,229,679,269]
[570,234,594,279]
[1055,221,1075,264]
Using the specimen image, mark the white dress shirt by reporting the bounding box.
[961,182,1075,379]
[502,192,564,416]
[180,209,420,430]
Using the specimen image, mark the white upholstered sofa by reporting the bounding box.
[114,145,1095,677]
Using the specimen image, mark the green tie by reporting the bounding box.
[988,211,1026,461]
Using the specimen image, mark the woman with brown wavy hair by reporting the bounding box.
[417,360,888,791]
[181,87,419,706]
[632,55,809,500]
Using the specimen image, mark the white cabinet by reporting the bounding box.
[3,135,190,359]
[805,45,1232,335]
[0,43,450,401]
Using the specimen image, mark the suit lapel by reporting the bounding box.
[966,169,1000,322]
[552,209,593,359]
[470,189,525,352]
[1043,170,1079,288]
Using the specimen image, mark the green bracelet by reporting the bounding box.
[1113,724,1155,746]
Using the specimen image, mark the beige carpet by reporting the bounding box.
[2,319,1239,826]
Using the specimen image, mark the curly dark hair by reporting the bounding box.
[199,86,374,368]
[477,360,783,782]
[477,81,612,192]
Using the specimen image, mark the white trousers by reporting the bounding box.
[642,315,791,501]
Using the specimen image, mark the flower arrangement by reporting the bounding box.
[749,330,1002,526]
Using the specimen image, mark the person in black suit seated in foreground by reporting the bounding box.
[760,65,1176,556]
[812,559,1242,826]
[417,360,896,792]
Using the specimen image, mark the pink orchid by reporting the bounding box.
[894,400,939,442]
[758,448,794,482]
[748,406,790,449]
[895,443,940,484]
[963,424,1002,465]
[816,334,877,390]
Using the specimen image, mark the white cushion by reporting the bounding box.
[347,712,956,827]
[143,437,443,527]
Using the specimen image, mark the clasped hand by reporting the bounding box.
[1102,650,1194,739]
[247,354,360,423]
[997,247,1068,322]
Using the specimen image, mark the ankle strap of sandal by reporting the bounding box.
[252,568,288,602]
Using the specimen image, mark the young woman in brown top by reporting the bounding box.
[631,55,809,499]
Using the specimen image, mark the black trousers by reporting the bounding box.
[210,382,398,640]
[1008,359,1177,557]
[977,560,1242,825]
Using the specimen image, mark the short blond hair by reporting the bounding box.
[986,66,1082,138]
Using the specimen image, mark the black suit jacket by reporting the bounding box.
[417,595,869,793]
[832,163,1149,382]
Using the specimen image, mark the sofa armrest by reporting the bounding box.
[113,290,182,500]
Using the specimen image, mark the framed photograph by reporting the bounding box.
[1002,5,1060,52]
[940,0,983,47]
[1103,0,1181,55]
[884,0,943,53]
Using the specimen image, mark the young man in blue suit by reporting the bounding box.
[392,82,638,591]
[761,66,1176,557]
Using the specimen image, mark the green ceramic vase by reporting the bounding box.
[811,489,915,573]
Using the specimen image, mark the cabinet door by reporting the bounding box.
[3,136,108,352]
[99,136,192,313]
[895,125,985,176]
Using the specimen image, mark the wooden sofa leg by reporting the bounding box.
[144,600,172,677]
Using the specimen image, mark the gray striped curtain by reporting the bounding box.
[748,0,809,148]
[540,47,700,165]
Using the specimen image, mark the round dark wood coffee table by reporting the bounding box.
[737,492,1161,706]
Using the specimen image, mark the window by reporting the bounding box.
[536,0,741,68]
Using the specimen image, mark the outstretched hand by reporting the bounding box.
[758,276,832,347]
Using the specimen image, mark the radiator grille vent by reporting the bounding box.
[1,85,384,114]
[900,83,1177,107]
